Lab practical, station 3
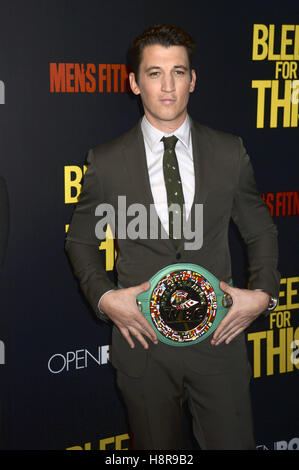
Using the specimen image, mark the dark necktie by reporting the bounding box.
[162,135,185,250]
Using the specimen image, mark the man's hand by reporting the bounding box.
[100,281,158,350]
[211,281,270,346]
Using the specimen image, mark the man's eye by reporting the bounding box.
[149,71,159,77]
[175,70,185,75]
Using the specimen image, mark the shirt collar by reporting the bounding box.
[141,114,191,152]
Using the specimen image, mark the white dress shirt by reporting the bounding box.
[141,114,195,234]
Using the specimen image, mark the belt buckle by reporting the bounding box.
[138,263,231,347]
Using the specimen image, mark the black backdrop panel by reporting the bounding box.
[0,0,298,450]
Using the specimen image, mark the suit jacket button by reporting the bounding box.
[176,252,181,260]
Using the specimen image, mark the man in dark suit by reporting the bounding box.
[66,25,280,450]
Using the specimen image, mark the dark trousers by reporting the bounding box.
[116,333,255,450]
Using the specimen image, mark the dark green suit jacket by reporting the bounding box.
[66,118,280,376]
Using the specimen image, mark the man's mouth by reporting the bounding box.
[160,98,176,105]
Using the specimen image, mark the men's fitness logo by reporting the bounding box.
[0,80,5,104]
[95,195,203,251]
[262,190,299,217]
[49,63,129,93]
[0,340,5,365]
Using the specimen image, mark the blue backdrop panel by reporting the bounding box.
[0,0,298,450]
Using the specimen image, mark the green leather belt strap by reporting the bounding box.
[118,263,233,347]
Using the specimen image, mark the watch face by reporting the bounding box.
[150,269,217,343]
[268,296,278,310]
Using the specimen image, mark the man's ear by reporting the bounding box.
[129,72,140,95]
[189,69,196,93]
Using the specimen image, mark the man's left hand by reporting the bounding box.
[211,281,270,346]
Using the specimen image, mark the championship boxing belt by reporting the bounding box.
[132,263,233,347]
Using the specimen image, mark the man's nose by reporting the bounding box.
[161,73,175,92]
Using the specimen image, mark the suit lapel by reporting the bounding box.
[178,120,212,249]
[190,119,212,207]
[121,120,154,207]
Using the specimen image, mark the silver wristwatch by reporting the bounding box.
[267,295,278,311]
[254,289,278,312]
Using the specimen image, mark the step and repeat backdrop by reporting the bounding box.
[0,0,298,451]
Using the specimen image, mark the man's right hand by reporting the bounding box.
[100,281,158,350]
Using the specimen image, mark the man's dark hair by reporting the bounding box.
[127,24,196,82]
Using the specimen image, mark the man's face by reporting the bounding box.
[129,45,196,132]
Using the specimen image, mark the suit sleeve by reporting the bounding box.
[65,149,116,320]
[231,138,280,298]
